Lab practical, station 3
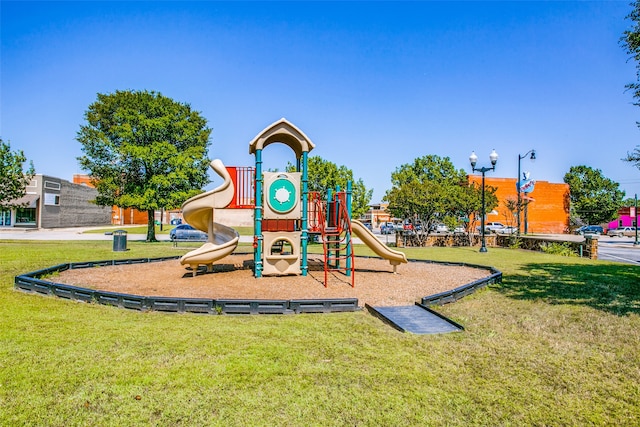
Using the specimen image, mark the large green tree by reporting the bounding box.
[77,90,211,241]
[621,2,640,172]
[0,139,35,208]
[384,155,497,241]
[563,165,624,225]
[623,146,640,170]
[288,156,373,219]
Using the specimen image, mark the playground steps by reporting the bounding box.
[309,190,355,287]
[321,224,355,287]
[366,303,464,334]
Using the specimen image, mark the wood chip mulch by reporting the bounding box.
[54,254,490,307]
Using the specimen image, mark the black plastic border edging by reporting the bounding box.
[418,260,502,307]
[14,256,359,315]
[14,255,501,315]
[351,254,502,307]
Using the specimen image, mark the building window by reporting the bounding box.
[44,181,61,190]
[44,193,60,206]
[1,210,11,226]
[16,208,36,224]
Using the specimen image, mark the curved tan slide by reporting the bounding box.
[351,219,407,272]
[180,159,239,276]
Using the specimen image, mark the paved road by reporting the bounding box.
[596,236,640,265]
[0,226,170,241]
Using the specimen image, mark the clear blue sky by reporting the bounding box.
[2,1,640,202]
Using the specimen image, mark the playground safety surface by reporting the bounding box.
[366,304,464,334]
[52,254,490,308]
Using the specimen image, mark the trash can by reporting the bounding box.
[113,230,128,252]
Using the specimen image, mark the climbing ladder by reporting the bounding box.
[309,191,355,287]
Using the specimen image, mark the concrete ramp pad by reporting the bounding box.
[366,303,464,334]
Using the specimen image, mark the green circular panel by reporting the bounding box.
[268,178,297,213]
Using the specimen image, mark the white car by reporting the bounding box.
[453,226,466,234]
[432,223,449,233]
[497,226,517,235]
[477,222,505,233]
[607,226,637,237]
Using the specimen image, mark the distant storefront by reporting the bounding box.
[467,176,570,234]
[363,202,393,227]
[1,174,111,229]
[608,206,639,230]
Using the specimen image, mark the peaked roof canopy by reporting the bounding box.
[248,118,315,158]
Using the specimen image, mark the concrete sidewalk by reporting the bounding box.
[1,227,267,244]
[0,226,184,242]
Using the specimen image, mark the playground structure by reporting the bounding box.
[13,117,500,332]
[179,118,407,284]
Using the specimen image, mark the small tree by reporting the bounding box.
[0,139,35,208]
[502,197,519,227]
[452,182,497,244]
[77,90,211,241]
[386,180,452,244]
[287,156,373,219]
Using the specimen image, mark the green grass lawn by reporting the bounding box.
[1,241,639,426]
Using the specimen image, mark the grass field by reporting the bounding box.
[1,240,639,426]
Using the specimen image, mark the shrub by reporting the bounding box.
[540,242,577,257]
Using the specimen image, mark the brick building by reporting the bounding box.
[467,176,570,234]
[73,174,151,225]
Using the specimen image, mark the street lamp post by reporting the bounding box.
[517,149,536,235]
[635,194,638,246]
[470,149,499,253]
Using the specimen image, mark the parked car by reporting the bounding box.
[607,226,637,237]
[400,222,415,236]
[362,222,373,231]
[476,222,505,233]
[169,224,207,241]
[380,223,395,234]
[453,226,466,234]
[431,223,449,234]
[170,218,182,225]
[575,225,603,236]
[497,226,517,235]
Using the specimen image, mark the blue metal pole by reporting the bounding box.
[254,149,263,277]
[301,151,309,276]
